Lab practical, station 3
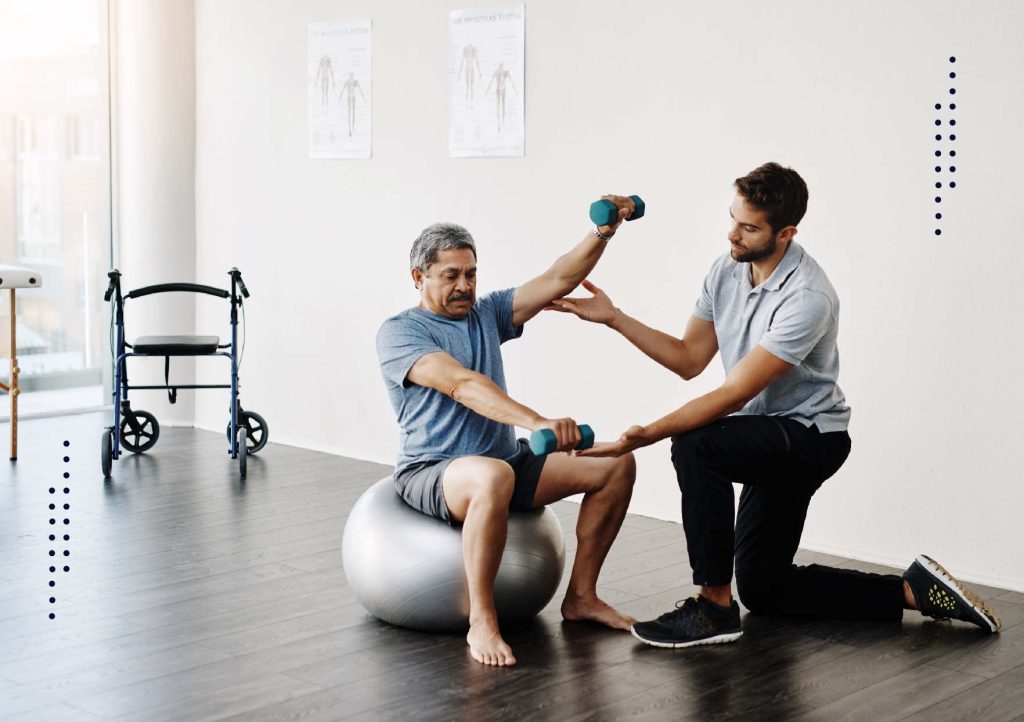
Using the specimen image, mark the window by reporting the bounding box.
[0,0,112,416]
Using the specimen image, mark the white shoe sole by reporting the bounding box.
[630,626,743,649]
[917,554,1001,633]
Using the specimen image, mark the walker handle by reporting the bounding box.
[229,267,250,299]
[104,269,121,302]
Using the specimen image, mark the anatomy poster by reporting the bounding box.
[309,20,372,159]
[449,6,525,158]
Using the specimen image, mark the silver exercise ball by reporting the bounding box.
[342,477,566,632]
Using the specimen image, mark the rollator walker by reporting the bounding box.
[101,268,267,480]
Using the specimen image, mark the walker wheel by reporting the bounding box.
[101,428,114,478]
[238,427,248,479]
[120,410,160,454]
[226,411,269,454]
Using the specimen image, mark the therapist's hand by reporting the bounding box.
[576,425,651,458]
[546,279,619,326]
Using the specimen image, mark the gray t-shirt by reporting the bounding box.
[376,288,523,471]
[694,241,851,432]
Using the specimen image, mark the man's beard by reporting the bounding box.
[731,232,778,263]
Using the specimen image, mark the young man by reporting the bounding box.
[376,201,639,667]
[551,162,1001,648]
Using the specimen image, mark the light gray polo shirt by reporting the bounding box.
[694,241,850,432]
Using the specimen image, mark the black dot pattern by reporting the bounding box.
[50,440,72,619]
[933,56,958,238]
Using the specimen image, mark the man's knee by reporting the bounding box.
[467,460,515,505]
[610,452,637,490]
[445,458,515,518]
[670,428,707,463]
[736,570,782,615]
[671,429,712,492]
[584,452,637,499]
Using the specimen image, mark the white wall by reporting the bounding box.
[193,0,1024,591]
[116,0,197,425]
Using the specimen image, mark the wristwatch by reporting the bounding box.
[593,226,614,241]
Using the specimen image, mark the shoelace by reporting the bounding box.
[655,596,700,624]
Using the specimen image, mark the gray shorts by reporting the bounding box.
[393,439,547,525]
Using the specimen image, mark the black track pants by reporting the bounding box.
[670,415,904,622]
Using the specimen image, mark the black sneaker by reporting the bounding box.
[903,554,1001,633]
[631,595,743,649]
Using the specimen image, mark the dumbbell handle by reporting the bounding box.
[589,195,646,227]
[528,424,595,456]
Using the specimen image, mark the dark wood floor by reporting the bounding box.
[2,412,1023,721]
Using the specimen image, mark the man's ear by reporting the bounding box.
[411,267,424,290]
[779,226,798,244]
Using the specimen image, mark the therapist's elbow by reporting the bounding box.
[676,352,713,381]
[678,366,701,381]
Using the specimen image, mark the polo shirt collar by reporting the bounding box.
[734,241,804,293]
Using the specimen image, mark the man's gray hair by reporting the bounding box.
[410,222,477,271]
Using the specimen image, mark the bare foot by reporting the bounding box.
[466,617,516,667]
[561,592,636,631]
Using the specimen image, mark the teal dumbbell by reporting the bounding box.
[528,424,595,456]
[589,195,646,226]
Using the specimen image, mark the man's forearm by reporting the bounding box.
[547,230,613,294]
[450,375,543,430]
[642,386,747,443]
[608,310,700,379]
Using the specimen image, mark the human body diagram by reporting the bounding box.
[484,62,518,132]
[338,72,366,136]
[315,54,334,114]
[457,44,483,108]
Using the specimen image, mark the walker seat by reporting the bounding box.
[133,336,221,355]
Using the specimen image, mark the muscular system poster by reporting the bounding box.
[449,6,525,158]
[309,20,372,159]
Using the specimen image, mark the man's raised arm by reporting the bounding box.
[511,195,637,327]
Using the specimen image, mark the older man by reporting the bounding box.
[377,201,638,666]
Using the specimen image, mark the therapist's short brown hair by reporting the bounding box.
[734,162,809,233]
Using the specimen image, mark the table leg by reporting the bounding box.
[8,289,17,461]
